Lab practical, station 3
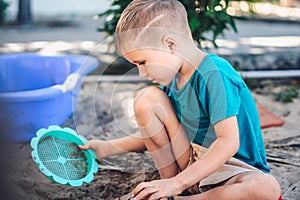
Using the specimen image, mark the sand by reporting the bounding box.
[1,81,299,200]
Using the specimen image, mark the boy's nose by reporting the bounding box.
[138,66,148,78]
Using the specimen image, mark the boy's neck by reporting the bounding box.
[176,47,207,89]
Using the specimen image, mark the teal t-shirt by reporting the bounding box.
[161,54,270,173]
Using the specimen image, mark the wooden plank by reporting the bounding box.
[266,156,300,167]
[239,70,300,78]
[83,70,300,83]
[83,75,148,83]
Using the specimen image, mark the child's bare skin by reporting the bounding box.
[81,0,281,199]
[79,134,146,161]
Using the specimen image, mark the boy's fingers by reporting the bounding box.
[133,186,159,200]
[78,145,86,150]
[79,143,90,150]
[132,182,145,197]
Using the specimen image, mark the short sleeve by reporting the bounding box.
[200,70,242,125]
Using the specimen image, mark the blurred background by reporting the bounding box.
[0,0,299,77]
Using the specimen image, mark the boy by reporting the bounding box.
[80,0,281,199]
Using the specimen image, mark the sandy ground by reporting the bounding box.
[1,81,299,200]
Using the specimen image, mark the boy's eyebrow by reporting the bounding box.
[132,60,145,64]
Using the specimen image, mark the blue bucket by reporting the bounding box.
[0,53,98,142]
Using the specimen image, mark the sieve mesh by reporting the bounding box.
[44,161,68,179]
[37,135,88,181]
[37,136,59,161]
[31,126,98,186]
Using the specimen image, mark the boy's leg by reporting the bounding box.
[175,168,281,200]
[133,86,281,200]
[134,86,191,178]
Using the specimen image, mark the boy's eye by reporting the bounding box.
[138,61,145,66]
[133,60,146,66]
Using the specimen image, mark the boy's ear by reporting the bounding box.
[162,35,176,50]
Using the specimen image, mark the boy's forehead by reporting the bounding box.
[122,50,152,64]
[116,40,163,56]
[122,48,153,59]
[122,50,139,58]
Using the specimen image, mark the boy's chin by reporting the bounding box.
[157,80,171,87]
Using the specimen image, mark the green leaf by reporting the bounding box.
[96,0,242,48]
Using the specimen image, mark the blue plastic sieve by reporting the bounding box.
[30,125,98,186]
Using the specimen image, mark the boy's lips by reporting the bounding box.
[150,79,158,83]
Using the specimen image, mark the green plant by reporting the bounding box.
[97,0,237,48]
[0,0,9,24]
[273,86,299,103]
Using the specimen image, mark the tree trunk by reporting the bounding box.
[17,0,32,24]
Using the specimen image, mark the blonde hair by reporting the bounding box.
[115,0,192,54]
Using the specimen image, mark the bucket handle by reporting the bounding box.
[52,73,80,93]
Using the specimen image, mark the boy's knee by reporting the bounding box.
[134,86,167,113]
[246,173,281,200]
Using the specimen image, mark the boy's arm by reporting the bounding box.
[108,133,147,155]
[80,133,146,159]
[175,115,240,191]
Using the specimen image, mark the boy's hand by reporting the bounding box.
[131,178,183,200]
[79,139,107,161]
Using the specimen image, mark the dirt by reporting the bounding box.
[1,141,159,200]
[1,81,299,200]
